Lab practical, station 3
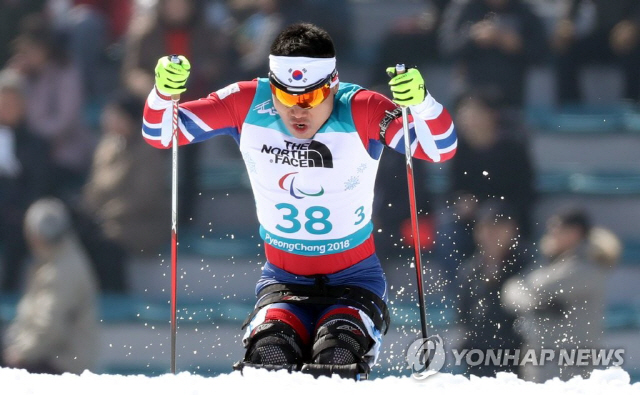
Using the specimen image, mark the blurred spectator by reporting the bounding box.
[48,0,133,103]
[122,0,232,100]
[0,69,52,292]
[3,198,99,374]
[0,0,46,69]
[79,91,170,291]
[8,16,95,199]
[370,1,447,260]
[553,0,640,104]
[502,209,620,382]
[439,0,548,107]
[370,0,447,88]
[303,0,355,61]
[435,89,535,277]
[450,90,535,231]
[122,0,234,223]
[227,0,355,80]
[456,199,531,377]
[230,0,285,79]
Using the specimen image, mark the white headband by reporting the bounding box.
[269,55,337,90]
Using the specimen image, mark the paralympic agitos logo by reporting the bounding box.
[261,140,333,168]
[279,172,324,199]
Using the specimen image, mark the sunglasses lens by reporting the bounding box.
[271,84,331,109]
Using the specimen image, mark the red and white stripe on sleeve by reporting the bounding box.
[351,90,457,162]
[142,81,257,149]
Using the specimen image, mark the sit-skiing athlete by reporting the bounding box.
[143,22,457,378]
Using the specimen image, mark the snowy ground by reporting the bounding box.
[1,366,638,395]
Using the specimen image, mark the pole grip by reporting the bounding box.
[170,55,181,102]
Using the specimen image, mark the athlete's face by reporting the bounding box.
[272,85,337,139]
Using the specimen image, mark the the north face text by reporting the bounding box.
[261,140,333,168]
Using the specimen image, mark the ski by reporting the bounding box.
[233,361,370,381]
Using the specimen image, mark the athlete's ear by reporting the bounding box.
[331,84,339,94]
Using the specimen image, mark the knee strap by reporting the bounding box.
[243,283,390,335]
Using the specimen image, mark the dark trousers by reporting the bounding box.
[0,209,28,291]
[556,31,640,103]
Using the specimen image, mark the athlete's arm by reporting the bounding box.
[351,90,457,162]
[142,81,257,148]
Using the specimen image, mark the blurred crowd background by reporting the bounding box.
[0,0,639,382]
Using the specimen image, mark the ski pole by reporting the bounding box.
[169,55,181,375]
[395,64,429,345]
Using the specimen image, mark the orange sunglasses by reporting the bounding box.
[269,70,337,109]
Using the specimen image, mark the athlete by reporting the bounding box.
[143,23,457,377]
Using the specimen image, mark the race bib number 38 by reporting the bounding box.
[260,202,372,256]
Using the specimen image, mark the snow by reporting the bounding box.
[1,366,638,395]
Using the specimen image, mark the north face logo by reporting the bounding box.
[261,140,333,168]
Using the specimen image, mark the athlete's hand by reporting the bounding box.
[386,66,426,106]
[154,55,191,96]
